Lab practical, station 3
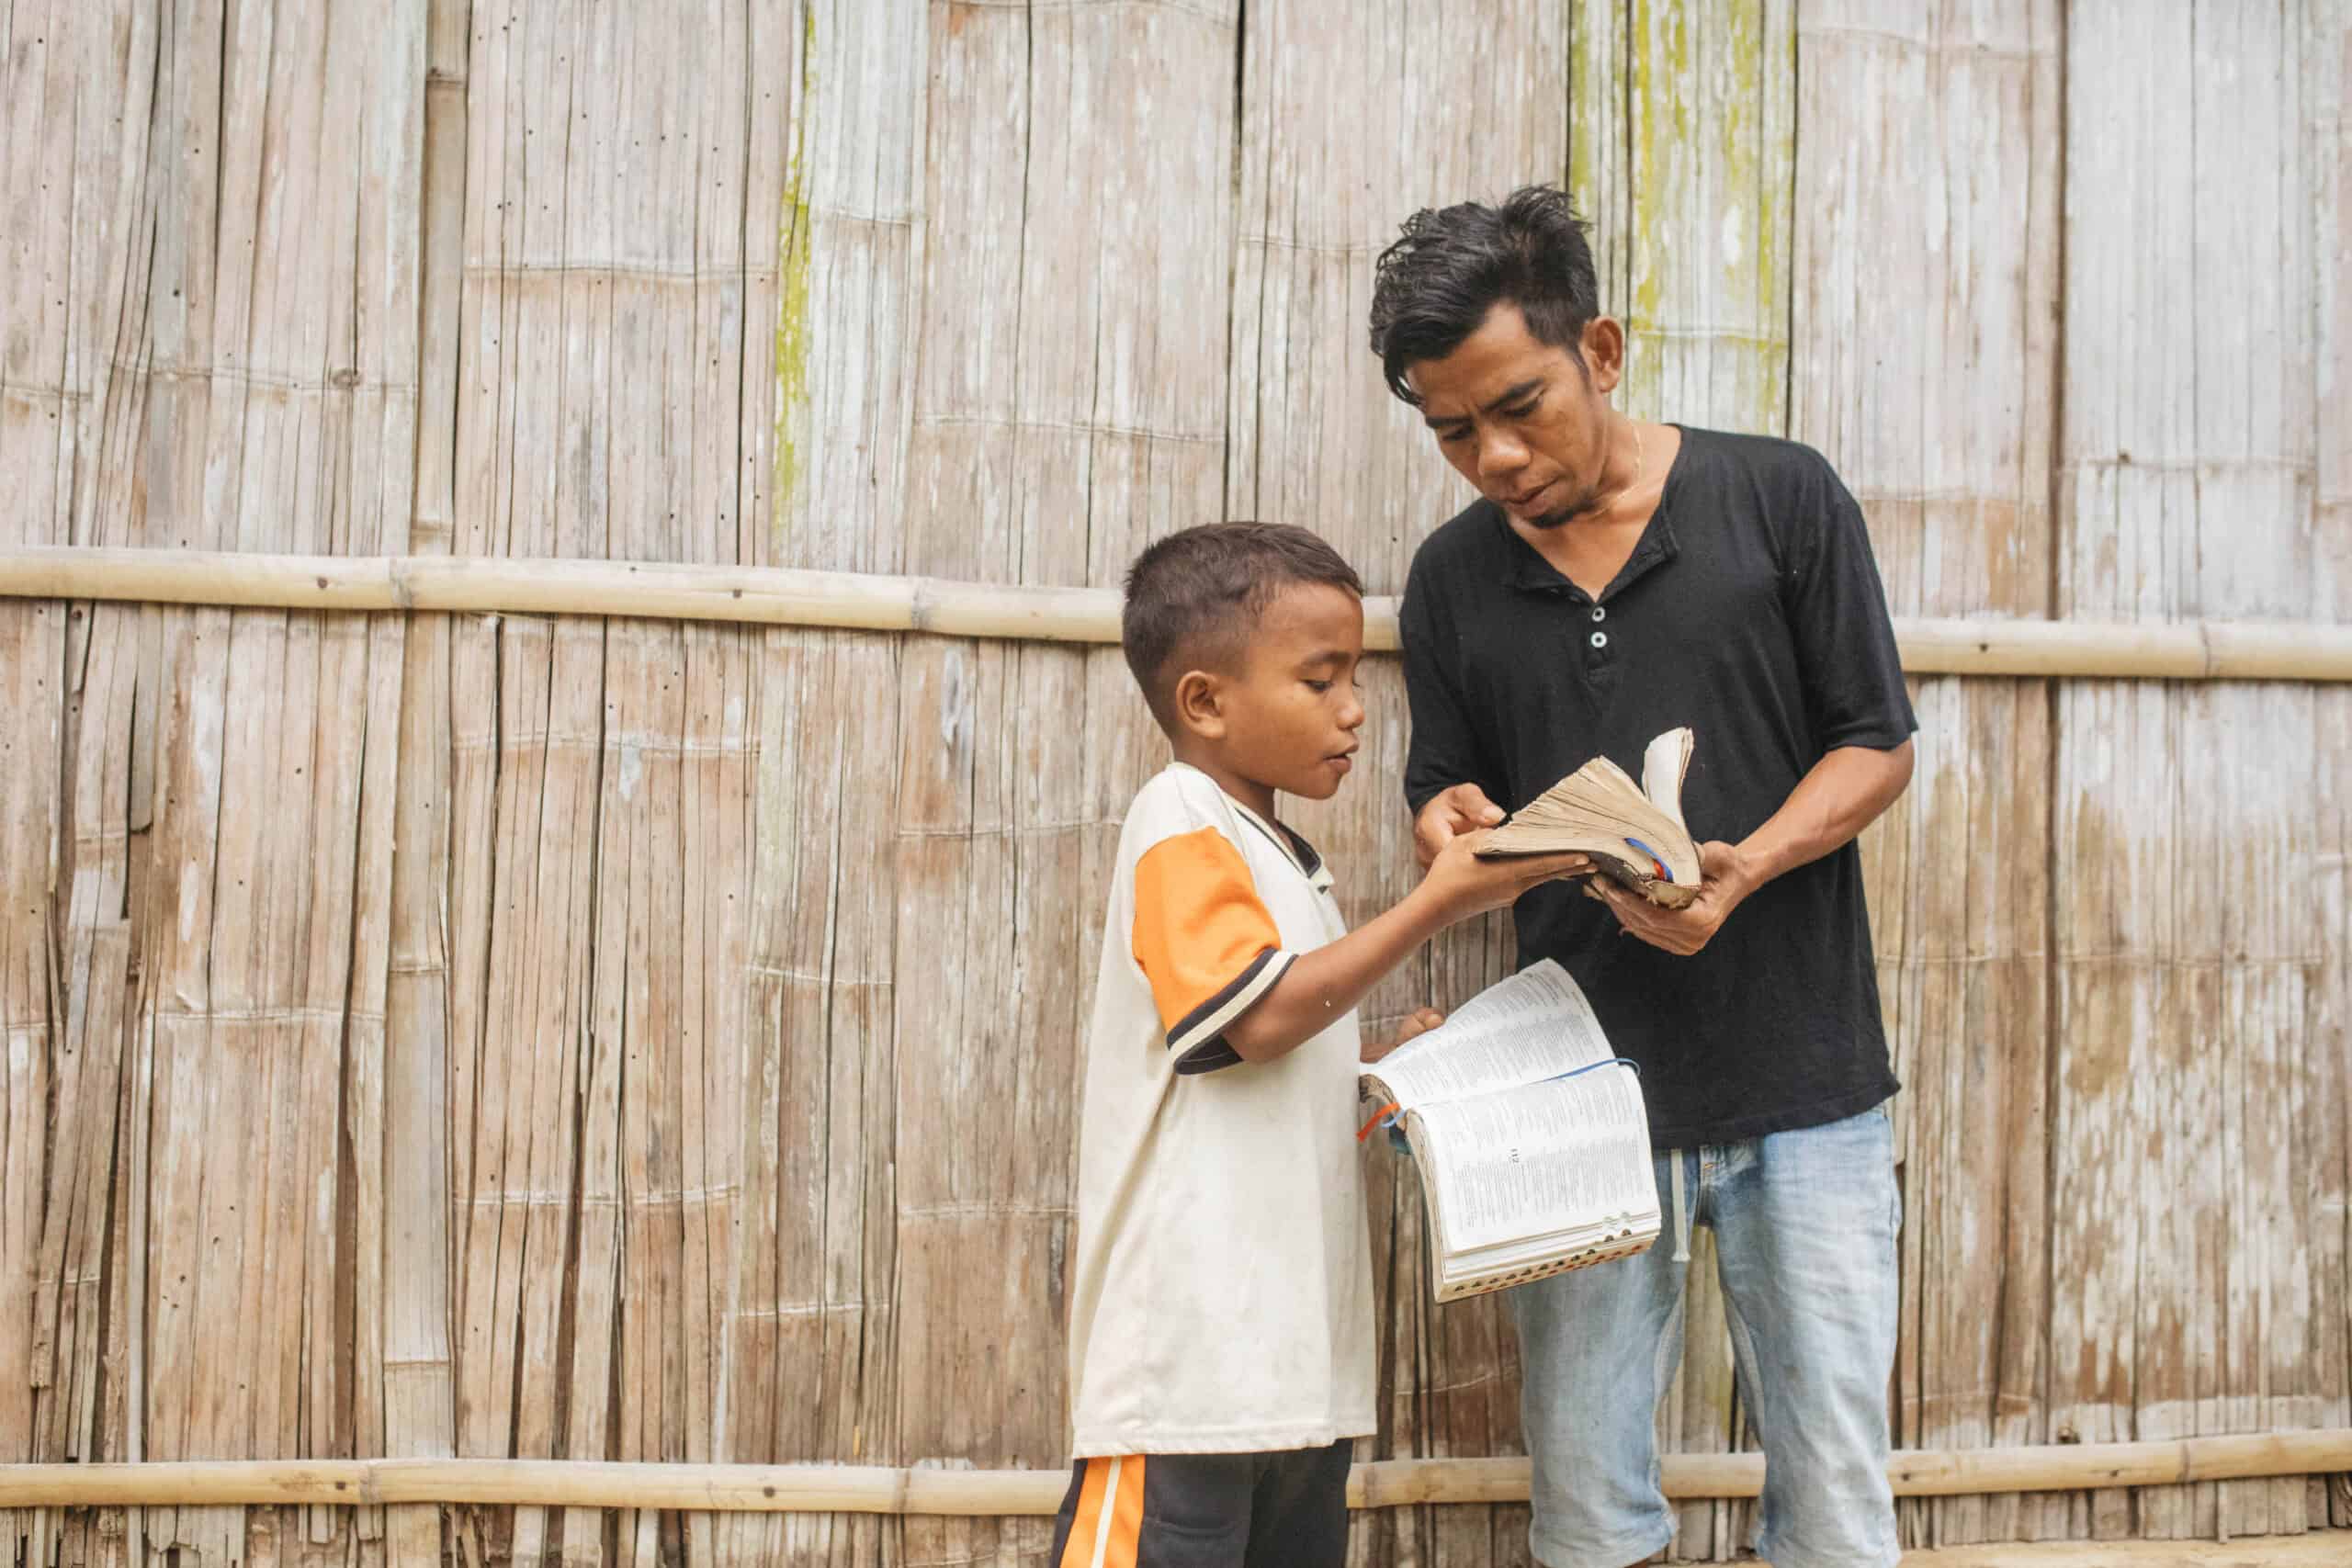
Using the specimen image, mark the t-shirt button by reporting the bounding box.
[1590,604,1608,623]
[1589,630,1609,649]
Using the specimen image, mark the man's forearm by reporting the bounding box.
[1736,740,1915,888]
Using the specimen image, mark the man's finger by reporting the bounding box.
[1444,783,1504,827]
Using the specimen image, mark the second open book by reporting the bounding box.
[1362,960,1661,1302]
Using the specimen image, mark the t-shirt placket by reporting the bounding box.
[1577,590,1616,694]
[1562,529,1672,700]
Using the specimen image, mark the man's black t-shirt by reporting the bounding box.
[1400,425,1917,1147]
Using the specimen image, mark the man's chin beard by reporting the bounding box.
[1522,496,1589,531]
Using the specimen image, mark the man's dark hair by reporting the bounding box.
[1122,523,1363,727]
[1367,185,1600,406]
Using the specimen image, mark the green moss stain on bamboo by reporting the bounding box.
[1629,0,1687,333]
[1626,0,1691,417]
[1753,0,1793,433]
[1567,1,1610,267]
[1624,0,1792,427]
[1722,0,1792,432]
[772,5,818,540]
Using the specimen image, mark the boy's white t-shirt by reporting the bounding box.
[1065,762,1377,1456]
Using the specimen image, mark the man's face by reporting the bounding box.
[1407,301,1623,531]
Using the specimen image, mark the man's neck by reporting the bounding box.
[1510,418,1678,596]
[1580,413,1663,526]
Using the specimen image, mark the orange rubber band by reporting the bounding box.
[1357,1100,1402,1142]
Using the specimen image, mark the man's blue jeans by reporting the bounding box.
[1507,1103,1902,1567]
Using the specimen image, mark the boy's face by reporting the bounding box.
[1182,581,1366,805]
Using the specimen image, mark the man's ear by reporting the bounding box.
[1172,668,1227,740]
[1580,316,1626,396]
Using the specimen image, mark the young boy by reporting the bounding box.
[1053,523,1583,1568]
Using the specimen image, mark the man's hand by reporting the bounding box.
[1362,1007,1445,1065]
[1592,839,1759,955]
[1413,783,1506,869]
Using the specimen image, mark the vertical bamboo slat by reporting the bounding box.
[2052,0,2344,1548]
[2310,0,2352,1532]
[2201,4,2337,1540]
[769,0,923,578]
[2050,7,2203,1539]
[1792,0,2064,1551]
[2,18,153,1568]
[3,0,83,1545]
[379,0,470,1558]
[0,598,61,1568]
[722,6,911,1564]
[0,20,74,1555]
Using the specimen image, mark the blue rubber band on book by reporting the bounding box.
[1623,838,1671,881]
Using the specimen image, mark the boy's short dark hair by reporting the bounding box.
[1367,185,1600,406]
[1122,523,1363,728]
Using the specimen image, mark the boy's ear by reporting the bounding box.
[1172,668,1227,740]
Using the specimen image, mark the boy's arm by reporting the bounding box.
[1220,837,1586,1063]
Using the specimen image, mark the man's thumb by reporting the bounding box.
[1451,784,1502,825]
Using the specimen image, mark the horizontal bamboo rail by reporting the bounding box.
[1905,1540,2351,1567]
[3,1430,2346,1512]
[3,547,2350,681]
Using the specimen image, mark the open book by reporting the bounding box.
[1362,960,1660,1302]
[1476,727,1701,909]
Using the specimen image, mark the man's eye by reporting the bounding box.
[1504,400,1540,420]
[1304,679,1331,693]
[1438,426,1472,444]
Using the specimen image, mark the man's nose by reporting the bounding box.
[1476,429,1530,482]
[1339,691,1367,730]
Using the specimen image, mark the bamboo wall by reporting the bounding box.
[1,1,2346,1565]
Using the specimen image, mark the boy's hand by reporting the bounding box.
[1362,1006,1445,1065]
[1413,784,1506,869]
[1423,830,1591,919]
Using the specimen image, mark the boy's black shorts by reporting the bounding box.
[1047,1440,1351,1568]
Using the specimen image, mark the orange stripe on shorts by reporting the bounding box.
[1102,1453,1146,1567]
[1056,1459,1112,1568]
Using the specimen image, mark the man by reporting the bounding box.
[1369,186,1917,1568]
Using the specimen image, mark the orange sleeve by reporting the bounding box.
[1131,826,1295,1073]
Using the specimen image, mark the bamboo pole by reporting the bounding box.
[0,548,1125,645]
[2,1431,2346,1512]
[4,547,2351,681]
[1899,1540,2352,1567]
